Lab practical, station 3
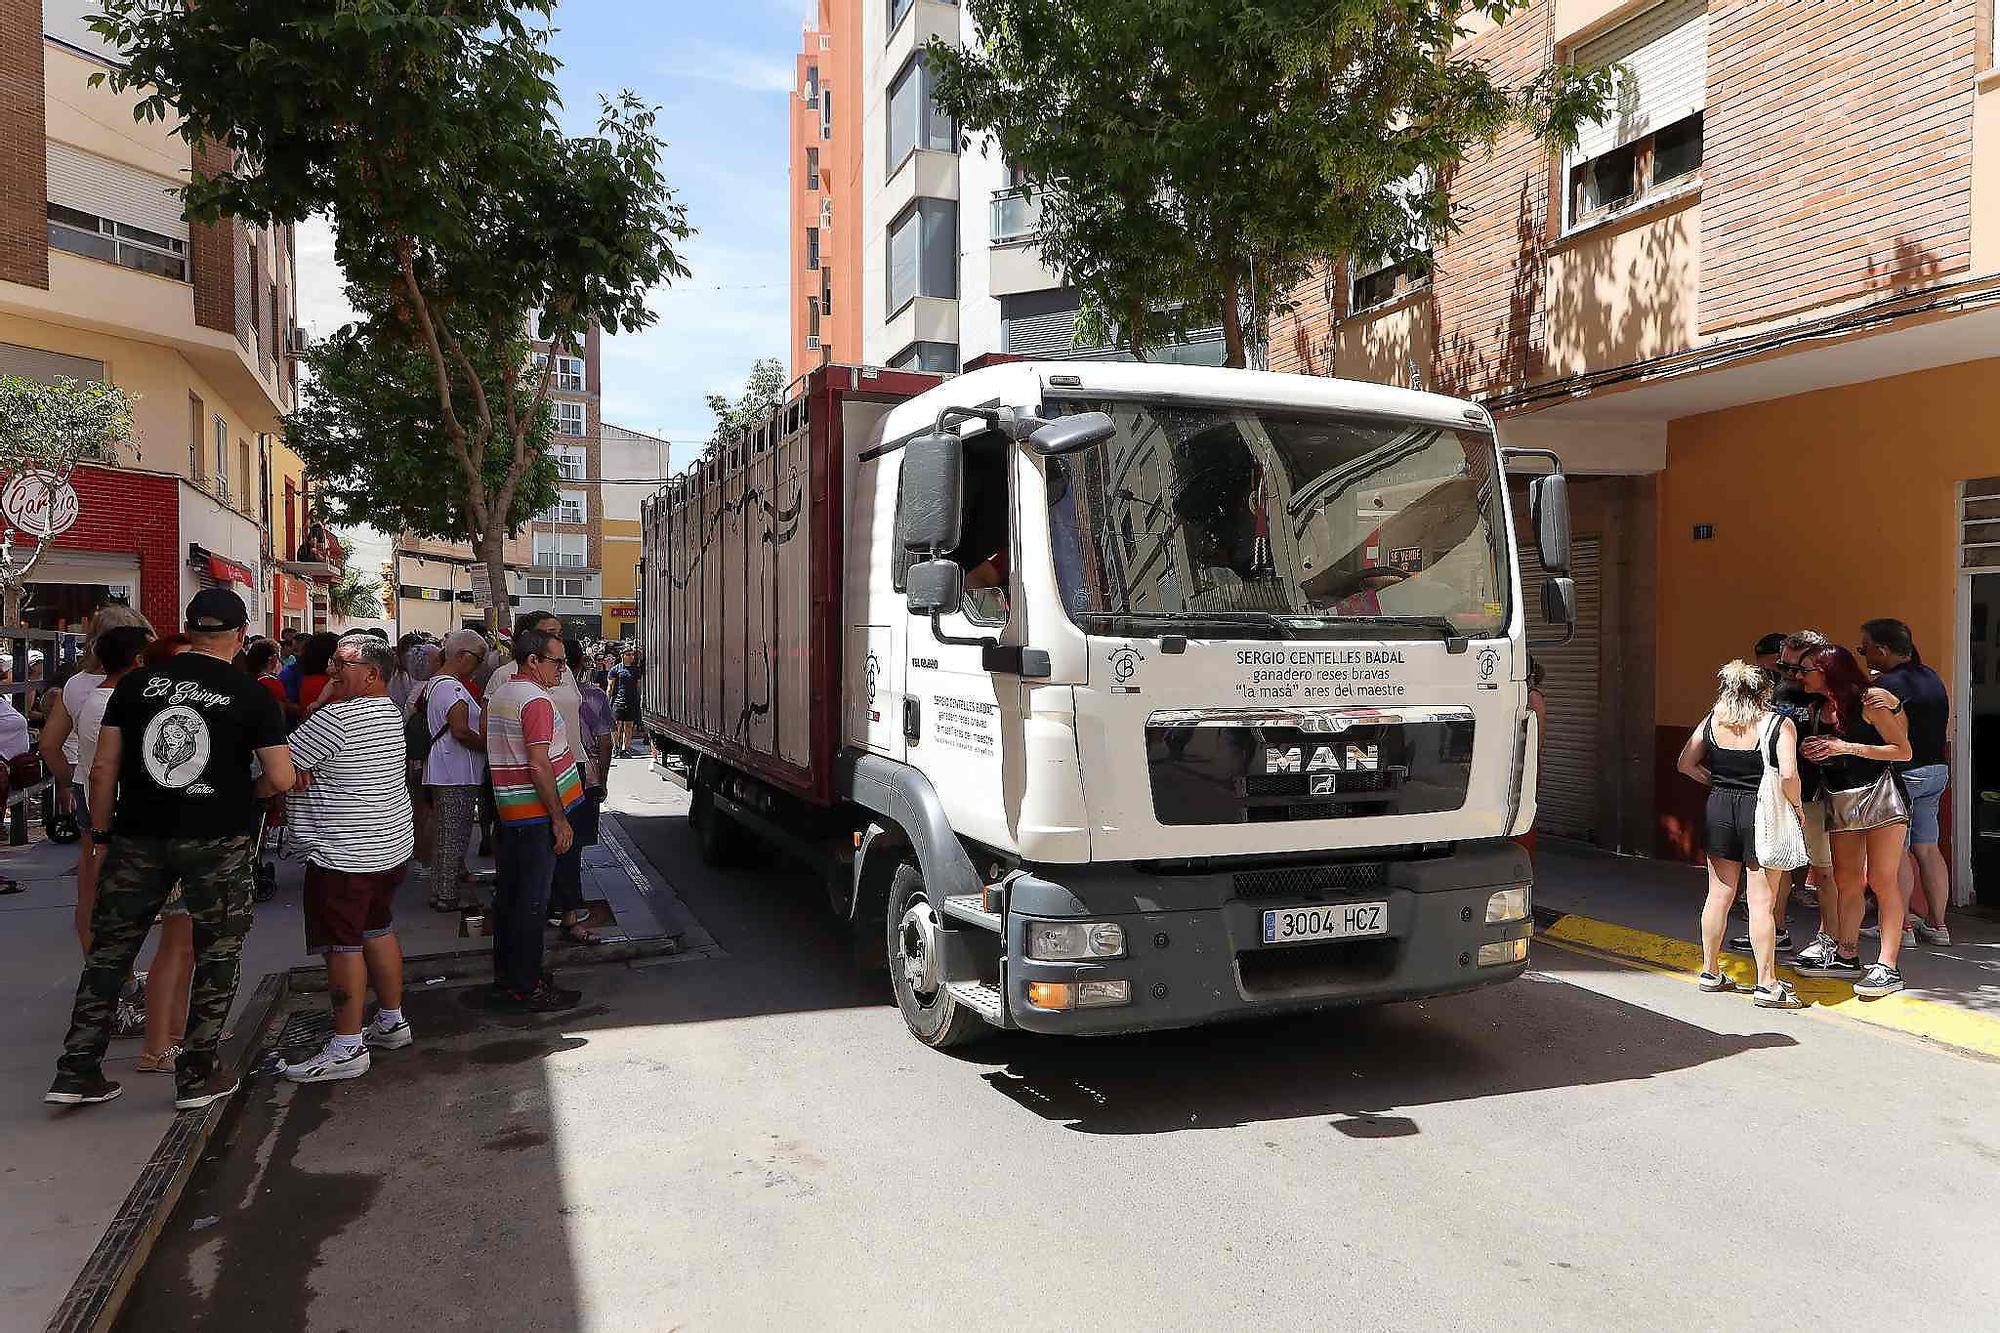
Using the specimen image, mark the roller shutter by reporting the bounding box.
[1570,0,1708,163]
[45,142,189,241]
[1521,534,1602,841]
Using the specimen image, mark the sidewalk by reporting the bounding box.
[0,806,673,1328]
[1533,839,2000,1057]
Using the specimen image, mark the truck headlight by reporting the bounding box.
[1025,921,1126,961]
[1477,938,1528,966]
[1485,887,1530,924]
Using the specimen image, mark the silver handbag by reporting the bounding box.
[1822,769,1909,833]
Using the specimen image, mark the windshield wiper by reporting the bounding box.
[1315,614,1464,640]
[1072,610,1297,639]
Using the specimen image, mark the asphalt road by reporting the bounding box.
[121,760,2000,1331]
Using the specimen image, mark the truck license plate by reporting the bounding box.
[1261,901,1388,945]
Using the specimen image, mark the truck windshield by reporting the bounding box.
[1043,398,1508,640]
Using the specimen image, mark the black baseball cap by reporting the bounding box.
[185,587,249,632]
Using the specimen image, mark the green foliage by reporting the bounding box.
[703,358,788,458]
[926,0,1619,366]
[0,375,137,476]
[285,322,558,543]
[329,567,385,619]
[89,0,694,611]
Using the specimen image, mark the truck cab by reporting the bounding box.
[840,362,1572,1046]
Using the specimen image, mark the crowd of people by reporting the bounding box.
[1679,619,1952,1008]
[39,587,647,1110]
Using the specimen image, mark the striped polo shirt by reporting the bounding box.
[485,676,585,825]
[285,695,416,872]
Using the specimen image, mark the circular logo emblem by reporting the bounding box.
[1109,646,1144,684]
[863,653,880,705]
[2,470,80,539]
[1477,648,1500,681]
[141,705,211,789]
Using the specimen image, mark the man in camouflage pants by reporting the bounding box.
[48,589,294,1111]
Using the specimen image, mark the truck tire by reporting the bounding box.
[886,862,989,1049]
[689,784,749,868]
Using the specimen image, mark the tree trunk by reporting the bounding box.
[477,529,510,638]
[1125,295,1149,363]
[1219,266,1247,369]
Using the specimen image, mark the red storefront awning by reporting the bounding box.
[190,544,256,589]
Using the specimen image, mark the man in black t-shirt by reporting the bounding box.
[47,589,295,1112]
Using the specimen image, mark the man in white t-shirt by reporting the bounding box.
[421,629,489,912]
[280,636,417,1084]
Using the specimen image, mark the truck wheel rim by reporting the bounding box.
[897,900,942,1002]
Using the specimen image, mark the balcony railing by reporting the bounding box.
[990,186,1042,244]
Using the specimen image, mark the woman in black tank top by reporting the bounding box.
[1797,644,1913,997]
[1676,661,1803,1008]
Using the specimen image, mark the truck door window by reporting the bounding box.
[955,438,1010,625]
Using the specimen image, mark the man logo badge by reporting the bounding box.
[1264,744,1380,774]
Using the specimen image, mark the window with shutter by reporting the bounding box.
[45,144,190,280]
[1565,0,1707,229]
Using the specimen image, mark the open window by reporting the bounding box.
[1565,0,1707,230]
[893,432,1010,628]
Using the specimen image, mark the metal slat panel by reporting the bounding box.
[45,141,190,240]
[1521,535,1603,840]
[777,431,813,765]
[1572,0,1707,162]
[745,443,775,754]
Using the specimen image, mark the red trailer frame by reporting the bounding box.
[642,364,942,807]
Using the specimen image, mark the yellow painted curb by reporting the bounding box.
[1537,914,2000,1062]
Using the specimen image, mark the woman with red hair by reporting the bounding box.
[1795,644,1912,996]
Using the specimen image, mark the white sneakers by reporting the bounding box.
[282,1041,370,1083]
[282,1014,414,1084]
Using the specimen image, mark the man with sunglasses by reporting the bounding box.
[483,626,585,1012]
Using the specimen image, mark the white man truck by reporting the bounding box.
[641,361,1574,1048]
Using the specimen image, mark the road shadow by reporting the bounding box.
[963,947,1796,1135]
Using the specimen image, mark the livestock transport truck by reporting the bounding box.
[640,361,1575,1048]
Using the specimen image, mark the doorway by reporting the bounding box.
[1963,570,2000,907]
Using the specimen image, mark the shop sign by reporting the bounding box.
[604,601,638,619]
[2,470,81,538]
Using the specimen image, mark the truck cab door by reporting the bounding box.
[845,451,906,762]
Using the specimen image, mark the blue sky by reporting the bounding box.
[294,0,804,479]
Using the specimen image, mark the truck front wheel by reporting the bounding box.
[886,863,988,1049]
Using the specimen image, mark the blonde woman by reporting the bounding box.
[1676,661,1805,1009]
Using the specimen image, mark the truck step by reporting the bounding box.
[944,979,1007,1026]
[939,893,1002,931]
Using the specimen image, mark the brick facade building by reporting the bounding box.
[1269,0,2000,906]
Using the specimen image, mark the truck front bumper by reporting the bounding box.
[1000,840,1534,1036]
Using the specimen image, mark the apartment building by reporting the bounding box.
[789,0,861,380]
[394,324,607,642]
[843,0,1227,374]
[599,421,670,640]
[1,0,312,636]
[1268,0,1999,903]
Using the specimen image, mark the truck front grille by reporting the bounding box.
[1233,862,1386,900]
[1236,938,1400,996]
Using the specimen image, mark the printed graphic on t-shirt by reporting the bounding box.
[142,705,212,791]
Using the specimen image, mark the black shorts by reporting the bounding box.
[1703,789,1762,868]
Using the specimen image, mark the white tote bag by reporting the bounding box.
[1754,713,1809,871]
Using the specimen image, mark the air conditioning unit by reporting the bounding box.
[819,34,832,49]
[819,198,833,227]
[283,324,310,357]
[806,335,822,350]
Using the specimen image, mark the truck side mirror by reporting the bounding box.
[897,432,964,555]
[1026,412,1115,456]
[906,558,964,616]
[1542,576,1576,631]
[1529,473,1570,575]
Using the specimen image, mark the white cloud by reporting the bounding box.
[292,214,358,338]
[659,41,797,94]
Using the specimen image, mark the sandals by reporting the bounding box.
[428,896,467,914]
[135,1045,182,1072]
[1754,981,1806,1009]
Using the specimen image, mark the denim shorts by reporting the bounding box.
[1902,763,1949,846]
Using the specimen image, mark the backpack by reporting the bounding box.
[405,680,453,772]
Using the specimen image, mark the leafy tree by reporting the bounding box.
[329,567,384,620]
[703,358,787,458]
[284,321,559,548]
[927,0,1617,366]
[92,0,693,626]
[0,375,137,619]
